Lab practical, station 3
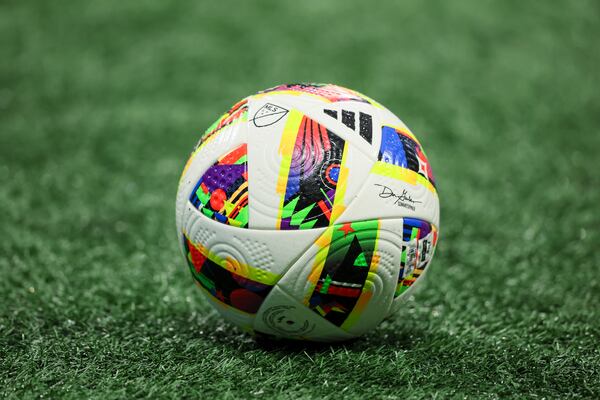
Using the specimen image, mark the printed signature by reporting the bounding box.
[374,184,421,206]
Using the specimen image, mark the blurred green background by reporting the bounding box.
[1,1,599,398]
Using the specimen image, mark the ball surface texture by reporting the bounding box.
[176,83,440,342]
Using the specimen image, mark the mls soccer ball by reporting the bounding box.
[175,83,439,342]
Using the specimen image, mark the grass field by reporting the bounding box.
[1,1,599,398]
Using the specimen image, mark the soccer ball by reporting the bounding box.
[175,83,439,342]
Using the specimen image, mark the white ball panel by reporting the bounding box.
[269,218,406,337]
[253,286,353,342]
[182,203,326,278]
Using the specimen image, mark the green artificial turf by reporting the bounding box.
[1,0,599,398]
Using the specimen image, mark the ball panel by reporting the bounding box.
[275,113,347,229]
[260,218,407,339]
[252,92,382,160]
[181,203,326,281]
[247,95,377,230]
[338,167,440,228]
[304,220,380,328]
[246,97,293,229]
[182,233,275,311]
[387,218,439,316]
[188,144,249,228]
[337,124,440,227]
[180,201,329,331]
[253,286,354,342]
[393,218,438,297]
[194,282,256,332]
[379,126,436,187]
